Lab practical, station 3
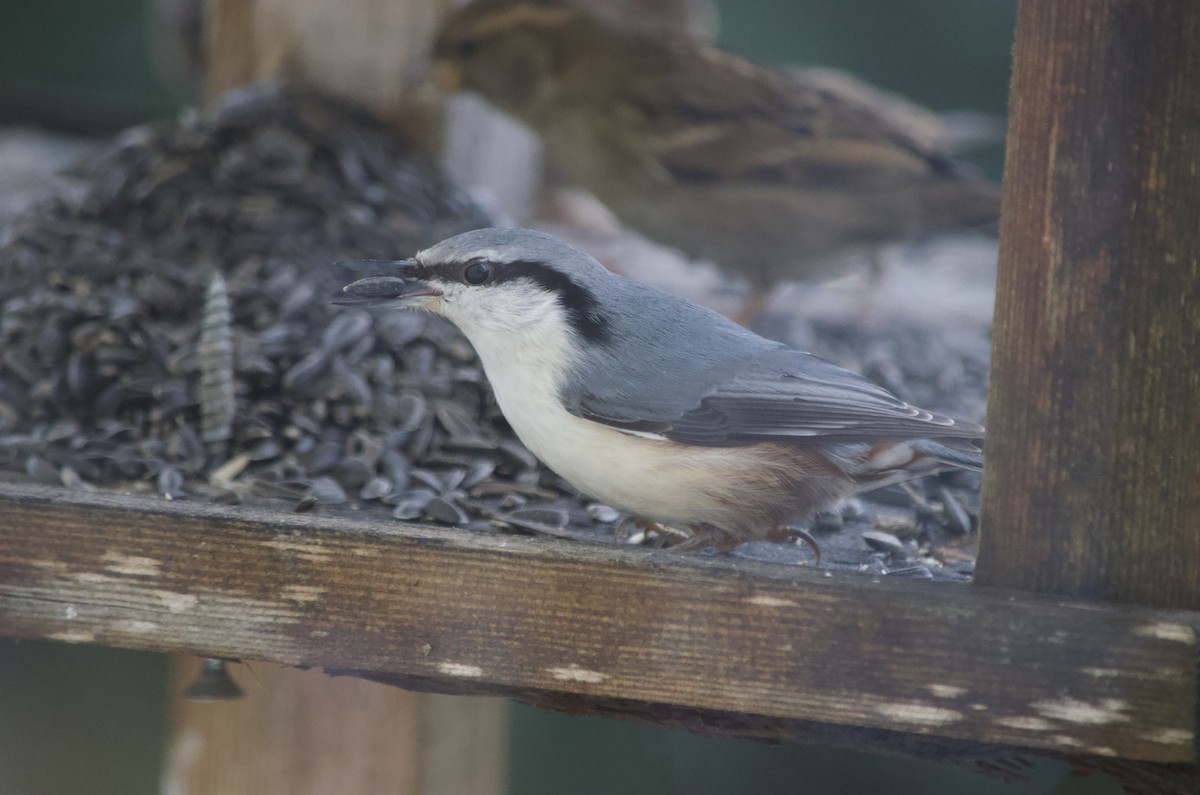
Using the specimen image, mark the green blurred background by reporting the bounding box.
[0,0,1124,792]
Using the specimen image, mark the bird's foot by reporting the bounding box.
[767,524,822,566]
[619,517,688,548]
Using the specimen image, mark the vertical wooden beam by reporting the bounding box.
[203,0,455,149]
[977,0,1200,608]
[163,658,508,795]
[202,0,257,102]
[191,4,515,790]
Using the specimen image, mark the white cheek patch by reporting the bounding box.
[440,280,563,337]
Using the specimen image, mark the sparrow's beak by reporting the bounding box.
[333,260,443,307]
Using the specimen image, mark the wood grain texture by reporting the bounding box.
[978,0,1200,607]
[203,0,453,148]
[163,658,508,795]
[0,483,1196,762]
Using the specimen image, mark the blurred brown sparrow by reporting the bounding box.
[432,0,1001,321]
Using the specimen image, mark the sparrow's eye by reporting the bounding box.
[463,261,493,285]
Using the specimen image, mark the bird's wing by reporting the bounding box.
[616,45,969,190]
[569,348,983,446]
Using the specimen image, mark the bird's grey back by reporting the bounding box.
[535,237,982,444]
[550,252,788,421]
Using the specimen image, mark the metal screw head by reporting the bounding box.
[184,657,245,701]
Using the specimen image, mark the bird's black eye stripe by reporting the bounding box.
[413,259,492,284]
[413,257,610,343]
[463,260,493,285]
[502,260,611,344]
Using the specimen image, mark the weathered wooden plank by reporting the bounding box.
[978,0,1200,607]
[0,483,1195,762]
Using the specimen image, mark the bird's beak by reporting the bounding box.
[333,260,443,307]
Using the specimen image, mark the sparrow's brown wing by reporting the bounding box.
[613,42,971,191]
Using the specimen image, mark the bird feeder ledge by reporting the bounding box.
[0,483,1196,771]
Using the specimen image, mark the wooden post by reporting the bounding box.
[977,0,1200,608]
[163,659,508,795]
[203,0,456,149]
[193,4,519,791]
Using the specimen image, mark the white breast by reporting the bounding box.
[442,294,748,525]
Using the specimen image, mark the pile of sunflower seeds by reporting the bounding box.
[0,83,981,577]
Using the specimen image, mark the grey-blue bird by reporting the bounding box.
[337,228,982,550]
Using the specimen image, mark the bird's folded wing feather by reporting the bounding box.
[571,349,983,446]
[615,45,962,190]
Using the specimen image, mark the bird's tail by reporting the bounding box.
[847,437,982,494]
[911,438,983,471]
[919,174,1002,236]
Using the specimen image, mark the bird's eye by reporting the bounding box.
[463,261,493,285]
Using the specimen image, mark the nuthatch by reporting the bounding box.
[337,228,982,550]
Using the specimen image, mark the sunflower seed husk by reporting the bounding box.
[424,495,468,525]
